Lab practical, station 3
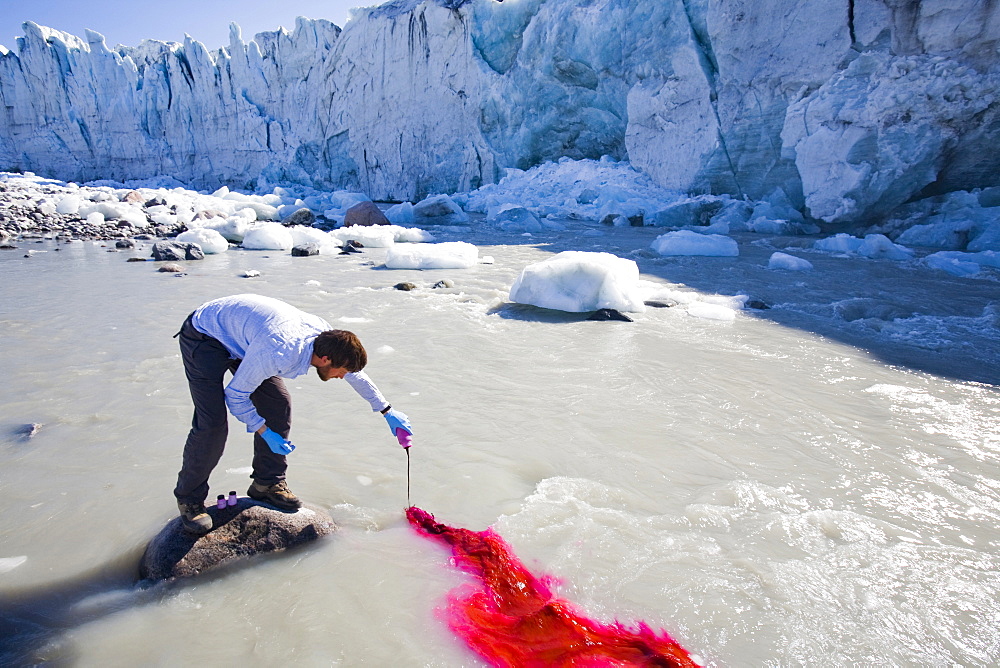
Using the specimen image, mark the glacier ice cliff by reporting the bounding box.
[1,0,999,227]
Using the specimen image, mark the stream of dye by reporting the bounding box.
[406,507,699,667]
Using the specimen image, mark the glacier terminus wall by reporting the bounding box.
[1,0,999,226]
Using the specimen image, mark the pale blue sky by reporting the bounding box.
[0,0,367,50]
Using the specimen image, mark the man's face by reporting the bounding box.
[312,355,349,381]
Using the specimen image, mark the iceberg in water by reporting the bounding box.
[509,251,646,313]
[768,252,813,271]
[384,241,479,269]
[176,228,229,254]
[241,223,294,250]
[651,230,739,257]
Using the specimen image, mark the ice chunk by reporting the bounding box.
[768,252,813,271]
[700,293,749,310]
[651,230,739,257]
[687,302,736,321]
[488,204,543,232]
[331,225,396,248]
[321,192,372,220]
[201,216,251,243]
[896,221,972,249]
[242,223,294,250]
[392,226,435,243]
[413,194,469,225]
[176,228,229,254]
[385,202,415,226]
[332,224,434,247]
[969,223,1000,252]
[924,250,1000,275]
[384,241,479,269]
[857,234,914,261]
[709,200,753,232]
[119,206,150,229]
[56,195,82,215]
[816,232,913,260]
[237,201,280,221]
[508,251,646,313]
[460,158,684,226]
[814,233,864,253]
[150,212,178,227]
[0,556,28,573]
[924,252,981,276]
[289,225,339,253]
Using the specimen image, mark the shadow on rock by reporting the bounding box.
[140,499,337,582]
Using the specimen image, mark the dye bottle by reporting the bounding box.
[216,494,226,509]
[228,491,238,506]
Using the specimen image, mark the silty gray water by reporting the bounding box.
[1,223,998,665]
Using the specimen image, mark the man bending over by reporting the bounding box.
[173,293,412,534]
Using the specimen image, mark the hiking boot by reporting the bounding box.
[247,480,301,511]
[177,500,212,535]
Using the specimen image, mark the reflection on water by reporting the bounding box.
[1,227,998,666]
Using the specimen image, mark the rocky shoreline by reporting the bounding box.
[0,178,187,245]
[0,171,358,250]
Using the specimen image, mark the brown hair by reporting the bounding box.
[313,330,367,372]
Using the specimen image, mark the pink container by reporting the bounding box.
[395,428,412,448]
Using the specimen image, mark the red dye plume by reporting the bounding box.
[406,507,699,667]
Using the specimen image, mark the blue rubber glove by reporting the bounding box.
[261,428,295,455]
[383,408,412,441]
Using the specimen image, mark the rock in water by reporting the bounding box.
[151,241,204,261]
[158,263,185,273]
[344,201,390,227]
[588,308,633,322]
[16,423,42,440]
[281,207,316,227]
[291,243,320,257]
[139,499,336,582]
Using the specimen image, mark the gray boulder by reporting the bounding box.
[152,241,204,261]
[291,243,320,257]
[282,207,317,227]
[121,190,145,203]
[344,201,390,227]
[588,308,633,322]
[139,499,336,582]
[158,262,185,273]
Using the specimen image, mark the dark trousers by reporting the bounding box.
[173,313,292,504]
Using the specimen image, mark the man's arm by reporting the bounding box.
[344,371,390,412]
[345,371,413,445]
[224,342,280,433]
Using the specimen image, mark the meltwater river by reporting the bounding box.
[1,221,998,666]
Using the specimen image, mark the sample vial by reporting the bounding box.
[217,494,226,509]
[228,491,238,506]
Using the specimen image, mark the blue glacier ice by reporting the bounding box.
[1,0,1000,239]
